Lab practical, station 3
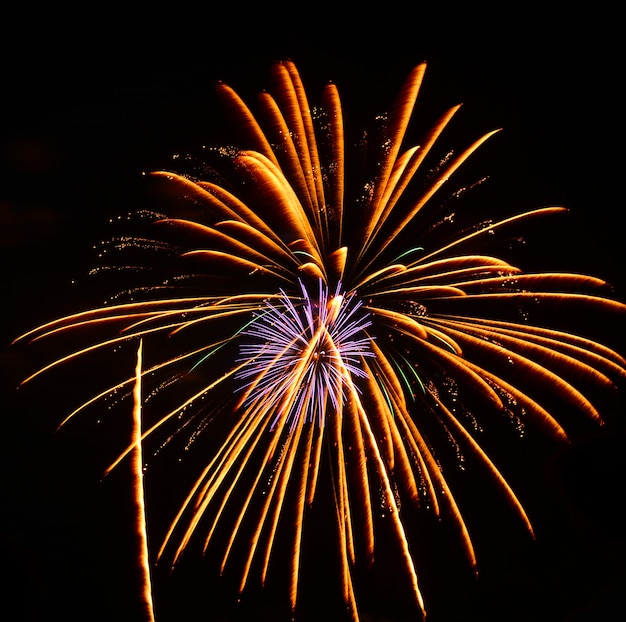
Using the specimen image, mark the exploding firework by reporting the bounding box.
[14,61,626,621]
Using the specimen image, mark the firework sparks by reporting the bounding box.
[14,60,626,620]
[127,339,156,622]
[235,279,375,431]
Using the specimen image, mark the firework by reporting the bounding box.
[129,339,156,622]
[14,61,626,620]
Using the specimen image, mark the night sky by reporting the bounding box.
[2,5,625,622]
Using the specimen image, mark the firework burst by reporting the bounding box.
[14,60,626,620]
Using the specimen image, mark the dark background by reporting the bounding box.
[2,4,624,621]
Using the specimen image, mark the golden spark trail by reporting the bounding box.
[131,339,156,622]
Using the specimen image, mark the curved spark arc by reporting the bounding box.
[14,60,626,621]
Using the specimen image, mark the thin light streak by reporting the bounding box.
[131,339,156,622]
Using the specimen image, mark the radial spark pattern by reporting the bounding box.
[236,279,374,431]
[15,61,626,620]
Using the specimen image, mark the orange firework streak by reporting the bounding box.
[109,339,156,622]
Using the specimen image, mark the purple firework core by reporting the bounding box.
[236,279,375,431]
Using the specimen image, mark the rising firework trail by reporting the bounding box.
[122,338,156,622]
[14,61,626,621]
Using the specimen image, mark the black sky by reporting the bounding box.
[2,4,625,622]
